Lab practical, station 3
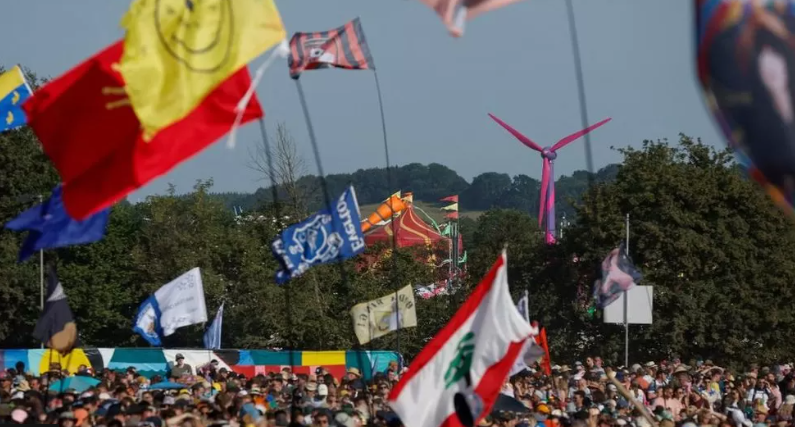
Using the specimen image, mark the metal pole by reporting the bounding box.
[623,213,629,367]
[523,289,530,324]
[39,194,44,349]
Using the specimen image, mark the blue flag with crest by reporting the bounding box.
[271,186,365,284]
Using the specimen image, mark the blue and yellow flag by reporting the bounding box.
[0,65,33,132]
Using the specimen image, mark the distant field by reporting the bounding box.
[358,200,484,225]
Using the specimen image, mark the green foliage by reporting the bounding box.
[4,99,794,370]
[212,162,615,219]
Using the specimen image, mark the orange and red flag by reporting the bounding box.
[534,326,552,376]
[23,41,263,220]
[288,18,375,79]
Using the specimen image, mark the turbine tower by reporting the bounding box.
[487,114,612,244]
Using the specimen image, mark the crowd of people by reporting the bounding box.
[0,352,792,427]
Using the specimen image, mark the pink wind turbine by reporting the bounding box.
[487,114,612,244]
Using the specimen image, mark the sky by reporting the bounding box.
[0,0,722,200]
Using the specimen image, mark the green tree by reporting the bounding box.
[0,70,59,345]
[461,172,512,211]
[562,136,795,366]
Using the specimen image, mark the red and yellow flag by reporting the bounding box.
[23,41,264,219]
[119,0,285,139]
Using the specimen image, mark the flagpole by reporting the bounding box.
[372,68,402,367]
[39,194,44,350]
[293,79,370,377]
[624,213,629,368]
[256,118,298,383]
[523,289,530,324]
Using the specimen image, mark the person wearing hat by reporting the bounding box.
[346,368,365,390]
[346,368,362,381]
[170,354,192,378]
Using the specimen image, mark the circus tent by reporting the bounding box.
[364,203,454,249]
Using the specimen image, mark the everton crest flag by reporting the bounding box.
[271,186,365,284]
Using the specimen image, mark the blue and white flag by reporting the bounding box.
[516,293,529,323]
[203,302,224,350]
[133,268,208,345]
[271,186,365,284]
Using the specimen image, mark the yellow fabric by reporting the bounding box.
[38,348,92,375]
[350,285,417,345]
[119,0,286,139]
[302,351,346,366]
[0,65,27,99]
[441,203,458,211]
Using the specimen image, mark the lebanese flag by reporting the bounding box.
[389,250,534,427]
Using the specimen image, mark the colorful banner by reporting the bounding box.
[0,348,400,380]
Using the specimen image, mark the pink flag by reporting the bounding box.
[418,0,526,37]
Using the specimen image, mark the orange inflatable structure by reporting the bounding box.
[360,195,407,233]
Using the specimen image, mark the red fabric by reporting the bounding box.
[365,206,447,248]
[446,212,460,220]
[439,340,526,427]
[534,327,552,376]
[390,254,504,399]
[229,365,346,379]
[23,41,263,220]
[440,195,458,203]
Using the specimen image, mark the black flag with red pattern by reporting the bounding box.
[288,17,376,79]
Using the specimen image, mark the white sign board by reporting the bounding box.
[603,285,653,325]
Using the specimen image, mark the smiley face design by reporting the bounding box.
[154,0,234,73]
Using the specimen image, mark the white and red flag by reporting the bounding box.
[388,250,535,427]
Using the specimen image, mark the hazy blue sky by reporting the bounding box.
[0,0,721,199]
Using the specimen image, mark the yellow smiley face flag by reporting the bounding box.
[119,0,286,139]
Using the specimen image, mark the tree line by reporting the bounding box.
[213,155,620,220]
[2,102,795,368]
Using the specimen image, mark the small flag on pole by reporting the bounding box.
[203,303,224,350]
[288,18,376,79]
[417,0,527,37]
[4,185,110,262]
[34,265,78,354]
[592,242,642,309]
[133,268,208,346]
[516,293,529,323]
[0,65,33,132]
[350,285,417,345]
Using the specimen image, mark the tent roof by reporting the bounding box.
[364,205,447,248]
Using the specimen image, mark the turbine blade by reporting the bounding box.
[550,117,612,152]
[488,113,543,152]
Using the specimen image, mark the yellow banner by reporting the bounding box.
[350,285,417,345]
